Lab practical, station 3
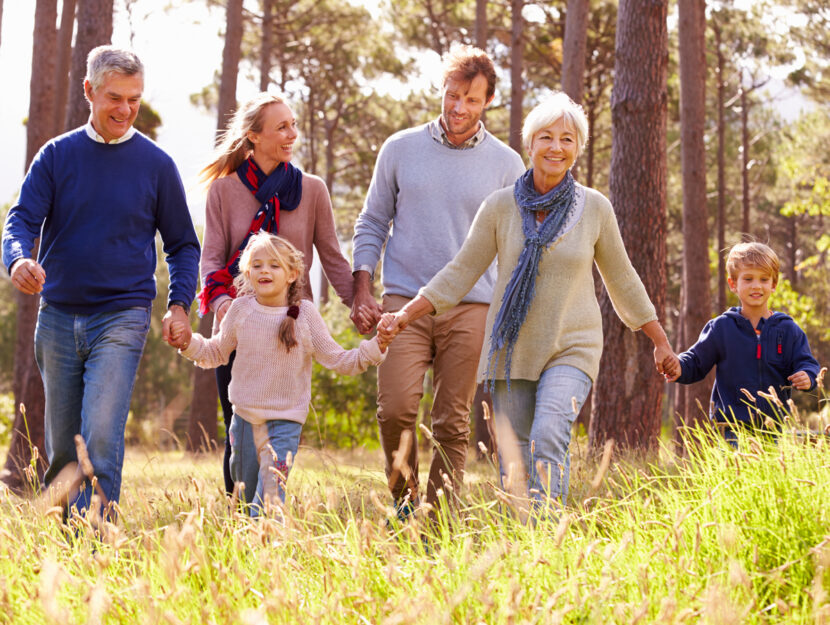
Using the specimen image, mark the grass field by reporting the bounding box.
[0,425,828,624]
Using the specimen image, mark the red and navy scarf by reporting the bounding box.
[197,158,303,315]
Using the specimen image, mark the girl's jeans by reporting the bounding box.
[229,415,301,515]
[492,365,592,510]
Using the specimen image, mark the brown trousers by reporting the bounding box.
[377,294,488,507]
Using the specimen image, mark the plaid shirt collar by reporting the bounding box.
[428,116,486,150]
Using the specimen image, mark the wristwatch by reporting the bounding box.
[168,300,189,312]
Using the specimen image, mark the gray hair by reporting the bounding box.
[86,45,144,91]
[522,92,589,157]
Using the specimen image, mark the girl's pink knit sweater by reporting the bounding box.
[181,297,385,425]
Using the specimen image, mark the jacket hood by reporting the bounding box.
[722,307,793,326]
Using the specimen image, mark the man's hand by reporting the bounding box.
[163,304,191,349]
[788,370,812,391]
[10,258,46,295]
[350,271,382,334]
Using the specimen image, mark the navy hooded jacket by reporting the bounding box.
[677,307,821,423]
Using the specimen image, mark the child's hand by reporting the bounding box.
[376,312,401,352]
[169,320,189,347]
[788,370,812,391]
[662,352,682,382]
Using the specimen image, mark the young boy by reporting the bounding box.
[668,242,821,439]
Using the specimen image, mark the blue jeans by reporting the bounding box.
[35,302,150,516]
[492,365,592,508]
[229,415,301,515]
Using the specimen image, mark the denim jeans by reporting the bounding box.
[492,365,592,509]
[35,302,150,515]
[229,415,301,515]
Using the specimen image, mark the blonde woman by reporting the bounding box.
[199,93,354,500]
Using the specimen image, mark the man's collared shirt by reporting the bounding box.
[428,117,486,150]
[84,121,136,144]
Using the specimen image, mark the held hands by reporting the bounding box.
[654,344,681,382]
[162,305,191,350]
[377,311,409,346]
[10,258,46,295]
[350,272,383,335]
[788,370,812,391]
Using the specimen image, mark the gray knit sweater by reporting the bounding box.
[352,123,525,303]
[420,184,658,383]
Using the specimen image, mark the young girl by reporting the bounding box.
[172,232,388,514]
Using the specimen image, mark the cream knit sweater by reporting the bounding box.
[180,297,385,425]
[420,183,658,383]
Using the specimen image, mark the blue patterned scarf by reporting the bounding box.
[486,169,576,389]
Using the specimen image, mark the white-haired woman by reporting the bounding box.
[199,93,354,501]
[380,92,678,512]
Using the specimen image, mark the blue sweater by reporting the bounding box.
[2,128,200,313]
[677,308,821,423]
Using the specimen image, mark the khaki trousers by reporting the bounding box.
[377,294,488,508]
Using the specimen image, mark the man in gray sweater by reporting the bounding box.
[351,44,525,517]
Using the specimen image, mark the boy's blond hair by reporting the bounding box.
[725,241,780,285]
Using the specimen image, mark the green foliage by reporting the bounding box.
[0,393,14,448]
[307,299,379,449]
[134,100,163,140]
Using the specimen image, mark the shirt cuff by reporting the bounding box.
[354,265,376,280]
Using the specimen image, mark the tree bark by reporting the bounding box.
[260,0,274,91]
[676,0,711,438]
[714,19,727,312]
[589,0,668,452]
[740,74,750,237]
[475,0,487,48]
[187,0,244,452]
[2,0,58,494]
[216,0,243,140]
[509,0,524,154]
[64,0,114,131]
[53,0,77,137]
[186,313,219,453]
[561,0,589,104]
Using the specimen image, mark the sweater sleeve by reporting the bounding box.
[2,142,55,273]
[351,139,397,275]
[789,325,821,390]
[200,180,233,312]
[309,178,355,307]
[418,194,499,315]
[677,319,721,384]
[304,303,385,373]
[593,196,658,330]
[179,300,241,367]
[155,158,201,309]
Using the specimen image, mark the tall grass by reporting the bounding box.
[0,426,828,624]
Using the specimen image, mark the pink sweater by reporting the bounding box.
[181,297,385,425]
[201,173,354,332]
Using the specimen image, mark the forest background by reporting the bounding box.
[0,0,828,492]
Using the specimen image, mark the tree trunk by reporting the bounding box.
[509,0,524,154]
[53,0,77,137]
[260,0,273,91]
[2,0,58,494]
[186,314,219,453]
[740,75,750,237]
[561,0,589,104]
[216,0,243,140]
[589,0,668,452]
[187,0,244,452]
[714,20,727,312]
[676,0,711,438]
[475,0,487,48]
[64,0,114,131]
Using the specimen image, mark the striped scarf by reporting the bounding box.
[197,158,302,315]
[486,169,575,389]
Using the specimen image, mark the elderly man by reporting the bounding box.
[2,45,200,518]
[351,44,525,517]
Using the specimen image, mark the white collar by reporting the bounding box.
[84,121,137,144]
